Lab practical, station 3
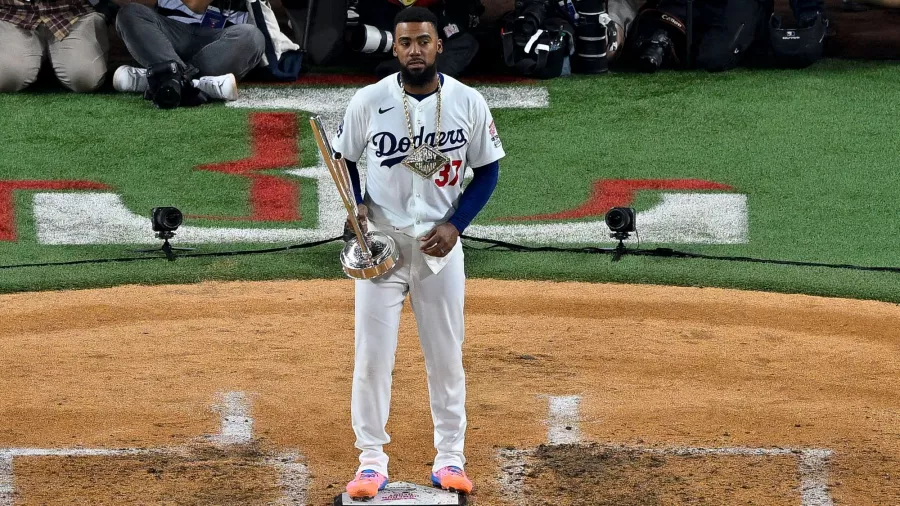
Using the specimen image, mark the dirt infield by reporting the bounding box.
[1,279,897,505]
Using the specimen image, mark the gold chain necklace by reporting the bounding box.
[399,75,450,178]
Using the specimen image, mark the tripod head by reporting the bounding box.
[609,231,631,262]
[610,231,631,243]
[136,230,193,261]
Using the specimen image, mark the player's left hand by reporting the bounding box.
[420,223,460,257]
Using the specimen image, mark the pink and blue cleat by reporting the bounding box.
[346,469,388,499]
[431,466,473,494]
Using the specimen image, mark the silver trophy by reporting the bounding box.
[310,116,399,280]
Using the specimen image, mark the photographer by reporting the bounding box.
[352,0,484,77]
[628,0,826,73]
[0,0,109,93]
[112,0,265,108]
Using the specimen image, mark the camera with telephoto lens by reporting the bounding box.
[350,24,393,54]
[145,61,184,109]
[636,28,673,73]
[514,0,553,38]
[572,0,609,74]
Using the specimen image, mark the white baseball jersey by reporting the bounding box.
[332,73,505,239]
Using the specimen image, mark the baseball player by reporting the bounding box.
[331,6,504,500]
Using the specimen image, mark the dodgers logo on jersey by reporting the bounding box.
[336,121,344,138]
[373,126,468,168]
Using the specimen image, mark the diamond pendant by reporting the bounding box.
[401,144,450,178]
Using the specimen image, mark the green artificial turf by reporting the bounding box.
[1,59,899,301]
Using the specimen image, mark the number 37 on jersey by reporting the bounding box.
[435,160,463,188]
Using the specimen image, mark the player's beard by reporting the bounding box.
[401,60,438,88]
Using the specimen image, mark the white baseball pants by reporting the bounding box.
[351,229,466,477]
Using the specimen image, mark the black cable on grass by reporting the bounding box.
[459,235,900,275]
[1,234,898,275]
[0,236,343,270]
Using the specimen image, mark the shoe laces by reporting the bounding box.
[358,469,382,480]
[440,466,464,477]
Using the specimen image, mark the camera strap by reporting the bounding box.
[524,29,545,53]
[501,29,550,74]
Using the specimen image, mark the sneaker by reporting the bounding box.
[112,65,148,93]
[431,466,473,494]
[192,74,238,101]
[346,469,388,499]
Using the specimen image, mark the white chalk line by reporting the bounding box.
[495,447,534,505]
[266,453,311,506]
[0,455,12,506]
[210,391,253,446]
[0,391,311,506]
[498,443,834,506]
[497,395,834,506]
[546,395,582,445]
[799,449,835,506]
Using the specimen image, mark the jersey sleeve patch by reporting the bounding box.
[489,120,502,148]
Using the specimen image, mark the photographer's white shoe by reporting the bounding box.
[113,65,148,93]
[192,74,238,102]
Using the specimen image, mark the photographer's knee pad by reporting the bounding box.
[145,61,184,109]
[768,13,825,68]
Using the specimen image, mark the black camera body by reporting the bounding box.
[151,207,183,233]
[605,207,636,234]
[629,8,688,73]
[636,28,674,73]
[513,0,553,38]
[145,61,185,110]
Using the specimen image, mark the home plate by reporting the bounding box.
[334,481,466,505]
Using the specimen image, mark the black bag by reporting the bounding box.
[629,0,769,72]
[283,0,347,66]
[694,0,770,71]
[500,4,575,79]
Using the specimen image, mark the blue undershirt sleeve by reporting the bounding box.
[345,160,364,205]
[448,160,500,233]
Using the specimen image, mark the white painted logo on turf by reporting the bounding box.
[469,193,748,244]
[32,87,747,246]
[32,87,544,246]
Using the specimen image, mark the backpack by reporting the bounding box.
[500,2,575,79]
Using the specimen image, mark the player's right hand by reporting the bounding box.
[344,204,368,241]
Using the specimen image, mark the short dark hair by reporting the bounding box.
[393,6,439,35]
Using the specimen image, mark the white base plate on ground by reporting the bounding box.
[334,481,466,505]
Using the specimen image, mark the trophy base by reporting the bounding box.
[341,231,400,280]
[334,482,466,506]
